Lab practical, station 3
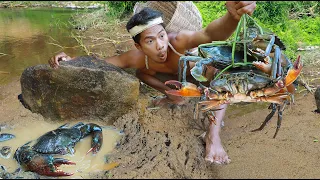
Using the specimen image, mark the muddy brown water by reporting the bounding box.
[0,119,122,178]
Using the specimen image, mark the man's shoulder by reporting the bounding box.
[168,30,194,50]
[168,30,195,43]
[118,49,146,69]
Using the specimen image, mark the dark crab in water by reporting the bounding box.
[14,122,103,176]
[169,14,303,138]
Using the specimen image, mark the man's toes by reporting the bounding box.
[205,155,214,163]
[213,160,222,165]
[213,156,222,164]
[226,157,231,163]
[206,155,231,165]
[222,157,231,164]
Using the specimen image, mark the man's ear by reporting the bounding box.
[134,43,142,50]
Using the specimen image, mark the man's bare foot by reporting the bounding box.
[204,131,231,164]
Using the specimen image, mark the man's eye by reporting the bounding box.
[147,39,153,44]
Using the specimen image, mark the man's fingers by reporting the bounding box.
[234,1,255,10]
[225,1,241,21]
[236,2,256,16]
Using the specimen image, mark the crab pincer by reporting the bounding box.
[165,80,201,97]
[14,144,76,177]
[284,55,302,86]
[44,157,76,176]
[86,130,103,155]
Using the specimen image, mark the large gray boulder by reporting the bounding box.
[20,56,140,122]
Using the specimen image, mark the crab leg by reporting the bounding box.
[273,104,282,138]
[249,80,285,98]
[275,46,283,77]
[207,111,218,125]
[198,100,229,112]
[264,35,276,56]
[178,56,203,82]
[165,80,201,97]
[251,103,277,132]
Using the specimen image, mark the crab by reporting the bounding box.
[13,122,103,176]
[169,14,303,138]
[166,55,302,138]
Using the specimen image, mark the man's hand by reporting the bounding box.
[48,52,72,69]
[225,1,256,21]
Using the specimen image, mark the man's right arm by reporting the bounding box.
[48,50,146,69]
[136,69,184,104]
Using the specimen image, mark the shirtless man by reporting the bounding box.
[49,1,256,165]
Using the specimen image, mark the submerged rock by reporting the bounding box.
[20,56,140,122]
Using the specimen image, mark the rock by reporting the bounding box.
[315,86,320,113]
[20,56,140,122]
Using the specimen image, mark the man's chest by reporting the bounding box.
[150,56,180,74]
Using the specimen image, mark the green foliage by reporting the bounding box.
[106,1,139,19]
[194,1,226,27]
[195,1,320,60]
[254,1,291,24]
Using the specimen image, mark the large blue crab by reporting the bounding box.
[167,14,303,138]
[13,122,103,176]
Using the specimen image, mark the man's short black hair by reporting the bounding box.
[126,7,165,44]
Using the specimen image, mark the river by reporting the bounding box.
[0,8,87,85]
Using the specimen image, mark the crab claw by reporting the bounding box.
[44,158,76,176]
[86,130,103,155]
[165,80,201,97]
[27,155,75,176]
[86,148,94,155]
[252,60,272,74]
[284,55,302,86]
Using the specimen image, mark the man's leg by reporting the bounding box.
[204,104,231,164]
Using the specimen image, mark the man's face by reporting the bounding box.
[135,24,169,63]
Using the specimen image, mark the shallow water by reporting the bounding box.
[0,119,122,178]
[0,8,87,85]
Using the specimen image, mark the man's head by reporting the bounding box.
[126,8,169,63]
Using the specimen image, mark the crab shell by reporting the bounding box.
[32,128,82,155]
[32,122,103,155]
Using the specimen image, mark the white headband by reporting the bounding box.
[129,17,164,37]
